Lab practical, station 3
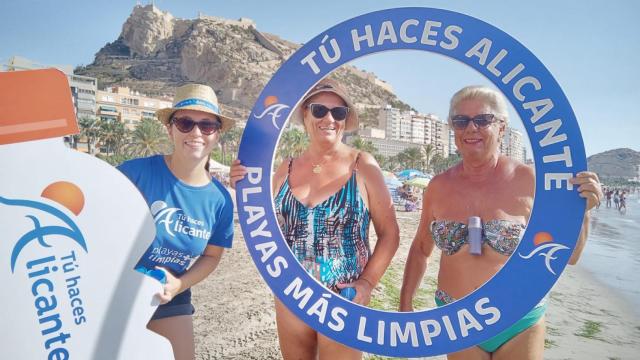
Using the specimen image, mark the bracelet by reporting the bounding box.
[359,277,374,288]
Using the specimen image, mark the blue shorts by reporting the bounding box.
[150,288,195,320]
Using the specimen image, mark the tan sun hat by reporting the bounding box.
[156,83,235,132]
[290,78,359,132]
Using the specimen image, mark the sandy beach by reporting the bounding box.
[192,210,640,359]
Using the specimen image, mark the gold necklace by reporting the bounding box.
[311,152,336,174]
[312,159,329,174]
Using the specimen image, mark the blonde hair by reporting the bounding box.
[448,86,509,126]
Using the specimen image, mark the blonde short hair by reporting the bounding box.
[448,86,509,126]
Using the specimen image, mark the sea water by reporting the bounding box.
[581,191,640,316]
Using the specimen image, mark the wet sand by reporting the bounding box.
[192,210,640,359]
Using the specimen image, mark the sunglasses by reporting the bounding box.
[307,103,349,121]
[171,116,222,135]
[451,114,500,130]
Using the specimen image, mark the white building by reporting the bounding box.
[501,127,525,163]
[362,106,452,159]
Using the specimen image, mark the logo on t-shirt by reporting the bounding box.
[150,200,211,240]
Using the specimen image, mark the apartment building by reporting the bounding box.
[96,87,172,130]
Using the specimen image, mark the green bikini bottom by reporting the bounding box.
[434,295,547,353]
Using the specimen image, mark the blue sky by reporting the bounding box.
[1,0,638,156]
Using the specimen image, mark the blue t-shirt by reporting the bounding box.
[118,155,234,278]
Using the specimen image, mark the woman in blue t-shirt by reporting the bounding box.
[119,84,235,360]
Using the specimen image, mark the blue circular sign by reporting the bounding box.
[236,8,586,357]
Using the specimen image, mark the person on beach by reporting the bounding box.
[619,191,627,213]
[606,189,612,208]
[118,84,235,360]
[614,190,620,210]
[399,85,602,360]
[231,78,400,359]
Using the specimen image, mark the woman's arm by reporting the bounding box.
[568,171,602,265]
[399,183,436,312]
[345,152,399,306]
[156,245,225,304]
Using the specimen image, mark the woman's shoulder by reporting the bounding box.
[272,158,292,190]
[352,150,382,176]
[431,163,460,186]
[274,158,291,177]
[117,154,162,177]
[501,156,534,179]
[354,150,377,165]
[119,154,160,167]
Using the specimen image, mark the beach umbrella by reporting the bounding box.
[404,177,430,188]
[385,177,403,188]
[208,159,230,173]
[384,177,403,203]
[396,169,426,180]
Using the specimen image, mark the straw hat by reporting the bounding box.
[156,84,235,132]
[290,78,359,132]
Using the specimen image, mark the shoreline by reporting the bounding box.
[544,263,640,359]
[191,211,640,359]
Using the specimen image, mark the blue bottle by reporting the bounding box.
[340,287,357,301]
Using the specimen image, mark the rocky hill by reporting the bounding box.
[587,148,640,180]
[76,4,410,125]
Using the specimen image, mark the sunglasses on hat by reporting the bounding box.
[171,116,222,135]
[451,114,500,130]
[307,103,349,121]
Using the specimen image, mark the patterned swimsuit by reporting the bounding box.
[431,218,526,305]
[274,156,371,292]
[430,218,547,353]
[431,219,525,256]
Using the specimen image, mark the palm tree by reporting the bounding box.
[431,152,461,174]
[421,143,435,173]
[397,147,423,170]
[126,118,170,158]
[277,128,308,163]
[78,117,99,154]
[351,136,377,155]
[99,120,127,156]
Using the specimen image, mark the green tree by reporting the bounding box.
[395,147,423,170]
[78,117,99,155]
[351,136,377,155]
[276,128,309,163]
[99,119,127,156]
[218,126,242,165]
[126,118,170,158]
[431,152,461,174]
[421,143,436,173]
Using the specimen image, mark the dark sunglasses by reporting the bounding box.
[307,103,349,121]
[171,116,222,135]
[451,114,500,130]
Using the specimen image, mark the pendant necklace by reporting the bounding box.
[311,151,335,174]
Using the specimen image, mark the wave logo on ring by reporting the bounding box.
[236,8,587,357]
[253,95,291,130]
[2,180,89,359]
[519,232,570,275]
